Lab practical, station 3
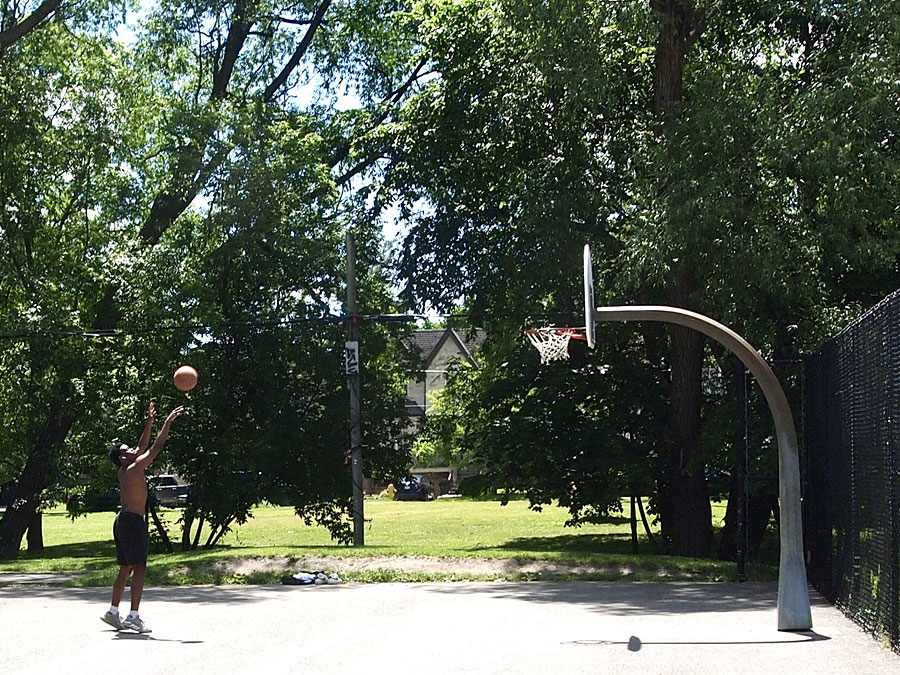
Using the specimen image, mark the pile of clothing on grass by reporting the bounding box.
[281,570,343,585]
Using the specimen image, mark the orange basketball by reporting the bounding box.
[173,365,199,392]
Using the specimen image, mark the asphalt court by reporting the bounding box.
[0,580,897,674]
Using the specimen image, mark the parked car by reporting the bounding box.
[394,476,434,502]
[66,486,120,513]
[150,474,190,508]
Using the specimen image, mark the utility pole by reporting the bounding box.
[345,232,364,546]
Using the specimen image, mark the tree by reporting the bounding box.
[422,324,666,529]
[384,0,900,556]
[0,16,145,555]
[0,0,426,557]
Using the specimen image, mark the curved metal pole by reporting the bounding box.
[592,305,812,631]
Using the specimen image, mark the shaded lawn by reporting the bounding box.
[0,499,775,586]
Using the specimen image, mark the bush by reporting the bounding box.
[457,474,496,499]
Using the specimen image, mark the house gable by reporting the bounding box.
[403,328,486,416]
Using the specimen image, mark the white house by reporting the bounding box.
[403,328,486,495]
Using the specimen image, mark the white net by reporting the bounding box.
[525,329,573,364]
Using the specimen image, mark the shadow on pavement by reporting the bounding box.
[0,579,834,618]
[419,580,825,616]
[564,630,831,650]
[112,632,204,644]
[0,583,350,606]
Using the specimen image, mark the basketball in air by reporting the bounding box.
[173,365,199,392]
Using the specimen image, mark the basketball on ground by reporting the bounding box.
[173,365,199,392]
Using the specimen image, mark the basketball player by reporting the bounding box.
[101,402,184,633]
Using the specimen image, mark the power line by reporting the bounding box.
[0,316,346,341]
[0,310,583,342]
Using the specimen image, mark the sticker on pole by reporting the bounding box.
[344,341,359,375]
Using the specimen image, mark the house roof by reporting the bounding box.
[405,328,487,369]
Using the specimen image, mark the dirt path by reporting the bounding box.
[212,554,678,579]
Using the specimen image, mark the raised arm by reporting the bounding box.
[129,406,184,472]
[136,402,157,453]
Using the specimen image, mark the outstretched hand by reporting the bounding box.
[147,402,157,421]
[166,405,185,424]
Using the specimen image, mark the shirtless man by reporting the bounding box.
[101,402,184,633]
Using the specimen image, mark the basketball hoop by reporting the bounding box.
[524,327,587,364]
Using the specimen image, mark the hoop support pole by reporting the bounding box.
[591,305,812,631]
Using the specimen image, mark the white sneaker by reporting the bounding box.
[122,615,152,633]
[100,611,123,630]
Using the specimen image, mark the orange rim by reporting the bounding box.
[524,327,587,341]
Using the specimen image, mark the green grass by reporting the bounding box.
[0,498,776,586]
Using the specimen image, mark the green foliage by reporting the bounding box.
[382,0,900,552]
[0,0,424,554]
[391,0,900,339]
[3,0,899,561]
[392,0,647,316]
[411,381,466,466]
[424,324,665,526]
[0,23,145,494]
[164,320,411,548]
[455,474,495,499]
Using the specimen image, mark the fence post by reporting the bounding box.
[735,362,748,581]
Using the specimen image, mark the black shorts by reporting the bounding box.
[113,511,149,566]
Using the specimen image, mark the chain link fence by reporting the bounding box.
[804,290,900,652]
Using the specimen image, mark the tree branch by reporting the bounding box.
[0,0,60,50]
[687,0,729,48]
[263,0,332,102]
[327,56,428,168]
[308,148,387,201]
[212,2,254,100]
[333,150,383,189]
[273,16,313,27]
[138,139,232,244]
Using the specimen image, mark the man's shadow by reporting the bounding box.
[109,630,203,644]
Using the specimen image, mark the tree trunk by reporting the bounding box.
[657,265,713,554]
[659,271,713,556]
[192,520,203,549]
[0,406,74,559]
[182,511,194,551]
[721,490,777,562]
[0,0,60,50]
[660,470,712,557]
[718,470,739,561]
[650,0,712,557]
[746,493,778,559]
[637,494,659,553]
[148,503,174,553]
[720,361,749,564]
[652,0,689,132]
[26,510,43,551]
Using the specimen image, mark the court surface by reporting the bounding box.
[0,580,897,674]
